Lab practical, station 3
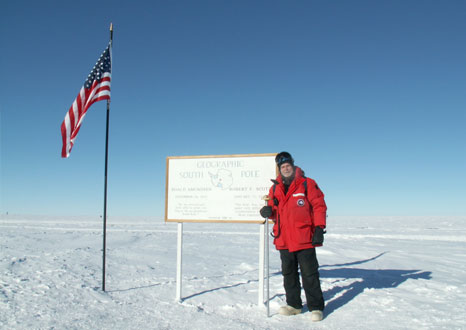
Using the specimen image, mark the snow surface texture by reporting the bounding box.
[1,215,465,329]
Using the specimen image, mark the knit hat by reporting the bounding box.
[275,151,294,168]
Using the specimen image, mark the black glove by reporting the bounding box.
[312,226,325,245]
[260,206,273,218]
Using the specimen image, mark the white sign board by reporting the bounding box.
[165,153,277,223]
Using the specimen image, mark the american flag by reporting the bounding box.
[61,42,112,158]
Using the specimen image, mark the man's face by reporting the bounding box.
[280,163,294,178]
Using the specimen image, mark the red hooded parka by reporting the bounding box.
[267,167,327,252]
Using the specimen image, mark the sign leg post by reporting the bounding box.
[261,194,272,317]
[265,218,270,317]
[176,222,183,302]
[258,223,265,306]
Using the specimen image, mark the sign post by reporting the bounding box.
[262,195,271,317]
[176,222,183,302]
[258,223,265,306]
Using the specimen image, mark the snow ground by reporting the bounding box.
[1,215,465,329]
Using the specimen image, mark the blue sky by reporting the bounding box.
[1,0,465,217]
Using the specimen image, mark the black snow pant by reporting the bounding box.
[279,248,325,311]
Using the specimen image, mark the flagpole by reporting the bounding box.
[102,22,113,292]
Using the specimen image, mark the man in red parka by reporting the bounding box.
[260,151,327,322]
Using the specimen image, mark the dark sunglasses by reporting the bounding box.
[276,156,292,165]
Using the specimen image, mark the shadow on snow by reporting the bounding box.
[318,252,432,316]
[108,251,432,316]
[181,251,432,316]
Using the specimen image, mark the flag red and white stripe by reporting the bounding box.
[61,43,111,158]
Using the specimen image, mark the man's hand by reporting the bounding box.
[312,226,325,245]
[260,206,273,218]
